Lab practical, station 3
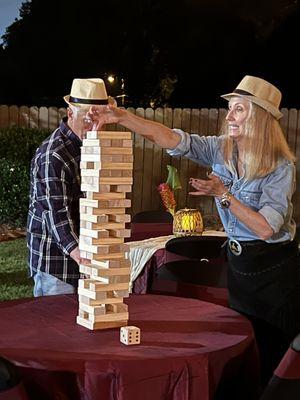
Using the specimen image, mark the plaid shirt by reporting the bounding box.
[27,118,83,286]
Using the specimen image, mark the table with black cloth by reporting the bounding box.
[0,294,260,400]
[132,247,229,307]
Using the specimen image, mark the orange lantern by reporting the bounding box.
[173,208,203,237]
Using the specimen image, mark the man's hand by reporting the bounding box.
[70,246,89,266]
[189,174,226,197]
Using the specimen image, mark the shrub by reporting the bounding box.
[0,127,50,227]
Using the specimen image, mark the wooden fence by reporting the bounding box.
[1,105,300,222]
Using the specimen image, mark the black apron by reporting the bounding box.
[227,239,300,342]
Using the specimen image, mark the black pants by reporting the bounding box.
[227,239,300,387]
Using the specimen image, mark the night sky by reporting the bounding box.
[0,0,299,108]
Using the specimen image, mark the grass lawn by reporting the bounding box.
[0,238,33,301]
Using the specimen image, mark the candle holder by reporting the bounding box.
[173,208,203,237]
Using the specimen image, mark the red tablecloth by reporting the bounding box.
[128,222,173,241]
[0,294,259,400]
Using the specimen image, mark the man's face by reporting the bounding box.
[67,106,93,139]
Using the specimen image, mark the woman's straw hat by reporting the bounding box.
[221,75,283,119]
[64,78,109,106]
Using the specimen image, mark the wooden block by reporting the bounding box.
[81,146,100,155]
[110,229,131,238]
[94,275,130,285]
[89,258,130,269]
[93,252,127,261]
[82,139,101,147]
[76,315,127,330]
[80,228,109,239]
[102,162,133,170]
[120,326,141,345]
[88,280,129,292]
[109,214,131,223]
[80,161,102,170]
[81,162,133,171]
[78,282,107,297]
[79,303,106,316]
[83,199,130,208]
[80,236,124,246]
[122,140,133,147]
[81,154,102,162]
[78,242,110,255]
[86,131,131,140]
[81,222,125,231]
[88,311,129,323]
[100,177,133,185]
[80,198,99,207]
[81,169,101,177]
[85,185,132,196]
[78,294,124,306]
[81,176,98,184]
[110,185,132,193]
[106,303,128,313]
[80,265,130,277]
[98,192,127,200]
[80,213,109,223]
[113,290,129,298]
[78,287,102,300]
[82,242,127,255]
[111,139,123,147]
[122,170,133,177]
[80,250,87,259]
[101,147,133,155]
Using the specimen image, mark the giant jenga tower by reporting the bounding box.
[77,129,133,330]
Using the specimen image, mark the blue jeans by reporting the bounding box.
[33,271,75,297]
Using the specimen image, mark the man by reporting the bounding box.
[27,78,110,296]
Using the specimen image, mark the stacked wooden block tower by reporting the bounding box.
[77,130,133,330]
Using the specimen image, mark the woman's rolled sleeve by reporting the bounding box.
[167,129,222,166]
[259,206,284,233]
[259,161,295,233]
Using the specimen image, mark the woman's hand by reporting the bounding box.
[189,174,227,197]
[87,104,125,130]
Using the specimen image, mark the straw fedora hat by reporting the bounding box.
[221,75,283,119]
[64,78,109,106]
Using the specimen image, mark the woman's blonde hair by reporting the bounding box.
[221,103,295,180]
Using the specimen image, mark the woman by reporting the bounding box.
[89,75,300,386]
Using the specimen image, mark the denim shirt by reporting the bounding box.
[167,129,296,243]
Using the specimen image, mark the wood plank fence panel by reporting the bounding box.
[29,106,39,129]
[39,107,49,130]
[9,106,19,127]
[19,106,30,128]
[0,105,9,128]
[131,108,145,216]
[161,108,172,183]
[142,108,155,211]
[49,107,59,130]
[179,108,191,208]
[172,108,182,207]
[152,108,164,210]
[1,105,300,223]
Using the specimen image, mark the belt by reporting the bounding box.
[228,238,290,256]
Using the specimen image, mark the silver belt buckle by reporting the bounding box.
[229,239,242,256]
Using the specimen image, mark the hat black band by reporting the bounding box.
[233,89,252,96]
[69,96,108,105]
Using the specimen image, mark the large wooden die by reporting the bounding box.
[120,325,141,345]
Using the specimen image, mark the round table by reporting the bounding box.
[0,294,259,400]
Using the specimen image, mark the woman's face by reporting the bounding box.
[225,97,251,140]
